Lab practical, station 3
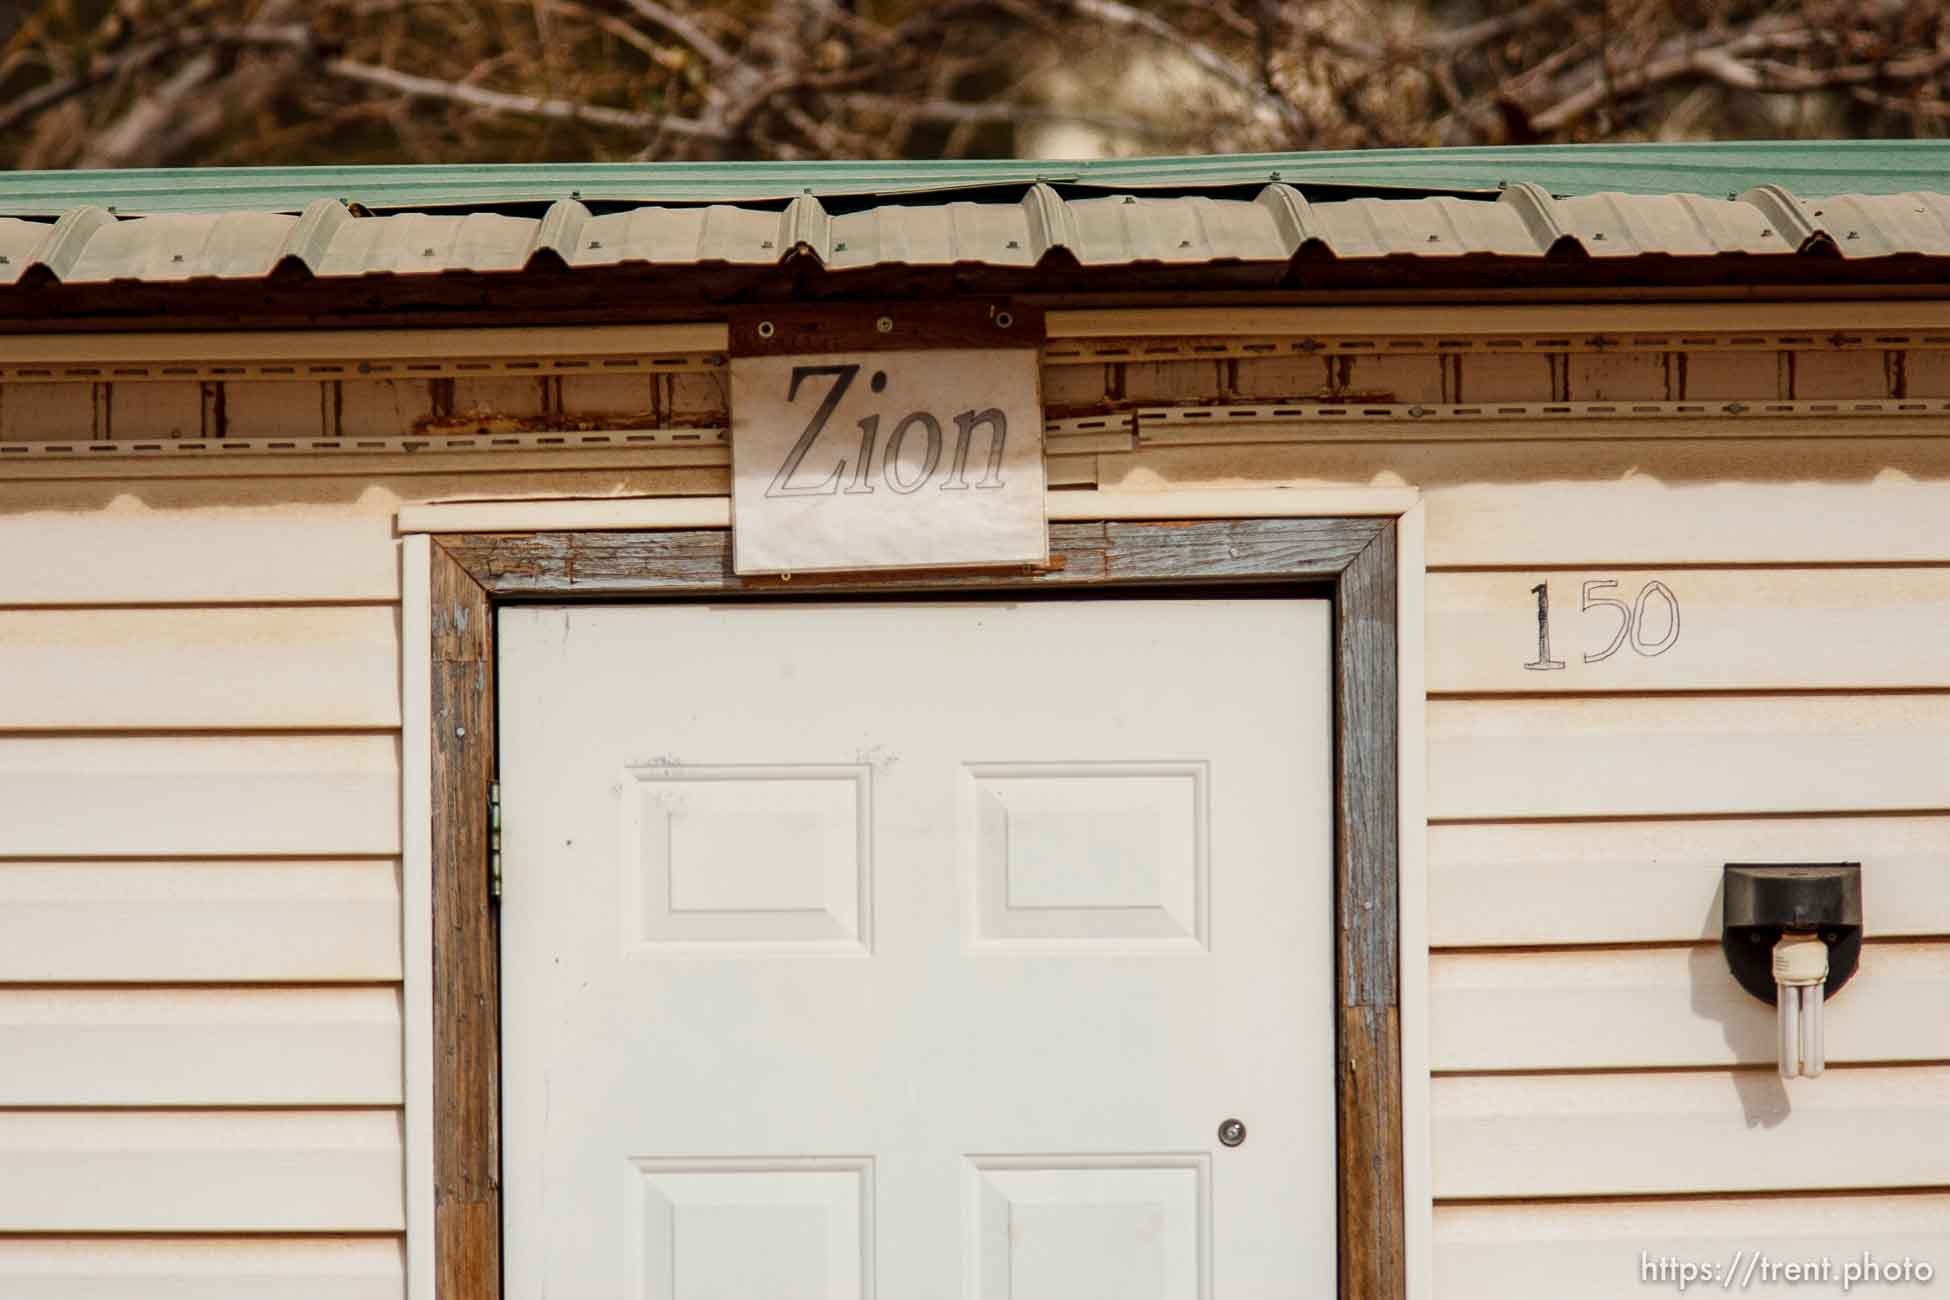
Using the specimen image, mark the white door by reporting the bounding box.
[499,596,1336,1299]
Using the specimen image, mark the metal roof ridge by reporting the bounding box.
[1254,183,1324,258]
[21,205,116,286]
[780,192,831,265]
[526,199,591,271]
[1738,184,1839,256]
[1020,183,1080,264]
[1498,182,1582,257]
[273,198,352,278]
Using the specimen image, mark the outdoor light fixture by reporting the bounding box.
[1722,865,1862,1079]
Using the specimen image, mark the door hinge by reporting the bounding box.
[488,780,503,902]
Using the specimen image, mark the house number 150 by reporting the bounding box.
[1525,578,1681,671]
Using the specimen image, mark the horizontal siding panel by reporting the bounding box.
[1429,816,1950,947]
[1429,568,1950,693]
[0,860,402,982]
[0,735,400,856]
[1098,439,1950,564]
[0,508,397,604]
[0,1238,402,1300]
[0,988,401,1106]
[1436,1193,1950,1300]
[0,607,399,729]
[0,1110,403,1231]
[1428,477,1950,566]
[1431,943,1949,1072]
[1433,1066,1950,1198]
[1429,696,1950,820]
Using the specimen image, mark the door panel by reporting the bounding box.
[500,597,1335,1298]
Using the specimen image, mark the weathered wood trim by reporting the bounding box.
[434,517,1405,1299]
[428,542,500,1300]
[1336,524,1406,1297]
[435,517,1378,597]
[728,300,1042,355]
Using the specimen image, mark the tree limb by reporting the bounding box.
[1431,0,1576,54]
[1528,20,1824,133]
[615,0,732,67]
[0,34,188,134]
[321,51,725,134]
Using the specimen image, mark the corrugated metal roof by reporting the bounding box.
[3,182,1948,289]
[0,142,1945,217]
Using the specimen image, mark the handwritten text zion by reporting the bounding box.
[765,363,1011,498]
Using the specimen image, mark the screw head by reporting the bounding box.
[1218,1118,1246,1148]
[756,320,776,339]
[875,316,894,334]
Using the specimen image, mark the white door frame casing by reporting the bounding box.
[399,486,1431,1300]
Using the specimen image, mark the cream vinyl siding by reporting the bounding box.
[0,351,733,1295]
[0,860,401,983]
[1090,343,1950,1297]
[1417,570,1950,1288]
[1430,944,1950,1071]
[1428,817,1950,947]
[0,1238,406,1300]
[0,505,399,604]
[1429,569,1950,692]
[0,734,400,857]
[0,497,409,1296]
[1428,696,1950,819]
[0,607,400,729]
[1434,1193,1950,1300]
[0,1110,403,1231]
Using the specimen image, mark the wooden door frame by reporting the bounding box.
[424,515,1405,1298]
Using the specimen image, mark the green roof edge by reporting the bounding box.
[2,140,1944,216]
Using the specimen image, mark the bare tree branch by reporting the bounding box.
[79,0,305,168]
[615,0,733,68]
[1529,19,1826,133]
[2,0,1946,168]
[0,36,187,134]
[1432,0,1577,54]
[322,51,724,134]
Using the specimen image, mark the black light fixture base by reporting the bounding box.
[1722,863,1863,1005]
